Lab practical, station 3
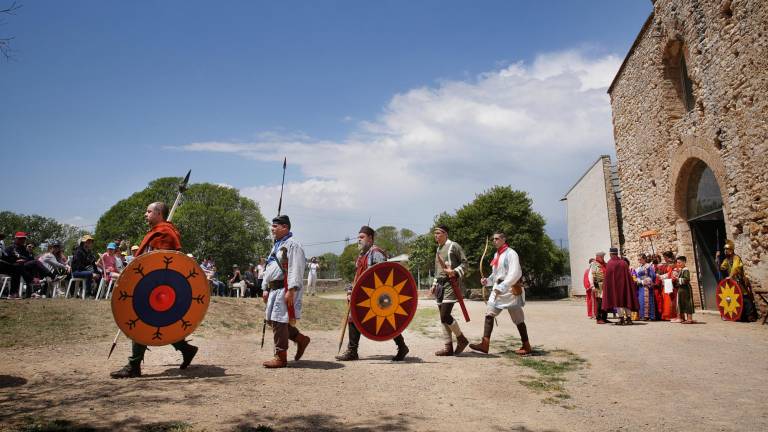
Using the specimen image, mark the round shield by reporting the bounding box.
[350,261,418,341]
[112,250,210,346]
[716,277,743,321]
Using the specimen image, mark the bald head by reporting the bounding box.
[145,202,169,227]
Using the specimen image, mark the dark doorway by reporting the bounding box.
[686,162,725,310]
[689,211,726,309]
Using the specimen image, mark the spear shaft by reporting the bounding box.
[262,158,288,349]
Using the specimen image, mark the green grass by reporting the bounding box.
[2,419,205,432]
[0,296,347,349]
[408,307,440,336]
[498,338,587,408]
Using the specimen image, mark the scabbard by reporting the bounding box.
[449,276,471,322]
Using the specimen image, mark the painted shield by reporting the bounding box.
[716,277,743,321]
[350,261,418,341]
[112,250,210,346]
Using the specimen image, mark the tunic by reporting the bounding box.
[433,240,467,303]
[589,260,606,298]
[263,234,306,323]
[677,267,695,314]
[484,246,524,310]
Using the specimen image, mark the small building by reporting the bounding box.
[608,0,767,310]
[562,155,623,295]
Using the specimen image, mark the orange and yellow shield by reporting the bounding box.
[716,277,743,321]
[111,251,210,346]
[350,261,418,341]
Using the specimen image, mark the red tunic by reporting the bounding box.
[583,267,594,318]
[135,221,182,256]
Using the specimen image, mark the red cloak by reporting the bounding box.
[601,258,638,311]
[135,221,182,256]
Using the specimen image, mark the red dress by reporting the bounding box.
[583,268,594,318]
[656,263,678,321]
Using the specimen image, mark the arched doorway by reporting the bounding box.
[685,160,726,310]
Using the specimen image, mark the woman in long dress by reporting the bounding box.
[635,254,656,320]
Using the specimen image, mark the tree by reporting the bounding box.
[1,2,21,60]
[0,211,89,254]
[419,186,568,292]
[317,252,339,279]
[373,225,416,257]
[94,177,270,273]
[405,232,436,275]
[338,243,358,282]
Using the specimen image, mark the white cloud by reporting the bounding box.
[177,49,621,253]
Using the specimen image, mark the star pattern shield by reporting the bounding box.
[350,261,418,341]
[716,277,743,321]
[112,251,210,346]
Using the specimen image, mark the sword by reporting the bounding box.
[108,170,191,359]
[437,252,470,322]
[262,158,287,349]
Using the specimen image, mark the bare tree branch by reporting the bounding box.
[0,1,21,61]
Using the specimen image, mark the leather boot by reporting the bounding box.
[469,337,490,354]
[454,334,469,355]
[180,344,198,369]
[514,341,533,356]
[392,344,409,362]
[294,334,310,361]
[335,349,359,361]
[110,363,141,379]
[263,350,288,368]
[435,343,454,356]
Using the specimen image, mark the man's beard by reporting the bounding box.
[358,241,371,253]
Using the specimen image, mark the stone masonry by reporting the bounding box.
[608,0,768,307]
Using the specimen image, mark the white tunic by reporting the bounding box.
[263,235,306,323]
[485,247,524,309]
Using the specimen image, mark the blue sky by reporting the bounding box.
[0,0,652,255]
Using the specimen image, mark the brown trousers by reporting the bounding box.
[272,321,301,353]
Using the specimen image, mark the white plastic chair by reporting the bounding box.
[95,277,115,300]
[66,277,88,299]
[0,275,11,298]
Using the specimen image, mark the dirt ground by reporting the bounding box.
[1,296,767,432]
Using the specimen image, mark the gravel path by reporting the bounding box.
[1,298,766,431]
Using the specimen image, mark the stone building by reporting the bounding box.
[608,0,767,310]
[562,155,623,296]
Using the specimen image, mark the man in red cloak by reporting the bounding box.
[601,247,639,325]
[110,201,199,378]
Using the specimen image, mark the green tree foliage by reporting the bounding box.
[411,186,568,292]
[405,232,436,275]
[94,177,270,273]
[0,211,89,254]
[338,243,358,282]
[317,252,340,279]
[374,226,416,257]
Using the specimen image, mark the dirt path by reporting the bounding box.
[1,298,767,431]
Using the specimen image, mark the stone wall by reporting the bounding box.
[609,0,768,306]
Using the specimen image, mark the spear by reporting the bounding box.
[108,170,192,359]
[262,158,287,349]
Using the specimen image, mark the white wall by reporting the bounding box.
[565,158,614,295]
